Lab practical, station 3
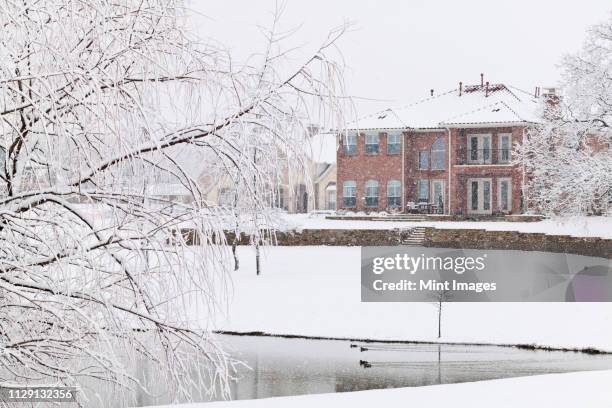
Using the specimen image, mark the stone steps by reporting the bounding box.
[397,226,426,246]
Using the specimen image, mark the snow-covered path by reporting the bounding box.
[198,246,612,351]
[146,369,612,407]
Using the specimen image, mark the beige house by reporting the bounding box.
[309,132,337,211]
[198,130,337,213]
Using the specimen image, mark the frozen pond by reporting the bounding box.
[113,334,612,407]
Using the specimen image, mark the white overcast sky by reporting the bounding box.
[188,1,611,115]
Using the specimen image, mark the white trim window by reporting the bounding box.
[364,180,379,208]
[218,188,234,207]
[497,177,512,212]
[498,133,512,163]
[343,134,357,155]
[467,178,492,214]
[365,133,379,155]
[431,138,445,170]
[467,134,492,164]
[342,181,357,208]
[387,133,401,155]
[387,180,401,208]
[327,187,336,210]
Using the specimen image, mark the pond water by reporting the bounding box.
[117,334,612,407]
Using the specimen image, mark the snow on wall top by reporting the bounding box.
[351,84,541,130]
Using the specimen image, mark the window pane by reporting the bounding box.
[365,144,379,154]
[482,137,491,161]
[431,151,444,170]
[470,137,478,161]
[419,151,429,170]
[387,143,400,154]
[344,134,357,155]
[483,181,491,210]
[418,180,429,201]
[387,180,401,208]
[433,182,442,203]
[343,197,355,207]
[501,180,509,210]
[387,133,401,154]
[471,181,478,210]
[365,181,378,207]
[500,135,510,162]
[501,135,510,149]
[365,134,379,154]
[218,188,234,207]
[328,190,336,210]
[343,181,356,207]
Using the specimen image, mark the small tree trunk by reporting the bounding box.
[438,300,442,338]
[232,240,239,271]
[255,243,261,275]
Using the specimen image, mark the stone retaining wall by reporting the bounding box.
[422,228,612,259]
[226,229,403,247]
[225,228,612,259]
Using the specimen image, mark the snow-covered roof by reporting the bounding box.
[307,132,337,164]
[351,84,541,130]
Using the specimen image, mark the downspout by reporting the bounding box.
[446,127,452,215]
[521,127,527,214]
[401,131,406,212]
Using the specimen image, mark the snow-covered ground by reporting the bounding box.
[280,214,612,239]
[199,246,612,351]
[146,370,612,408]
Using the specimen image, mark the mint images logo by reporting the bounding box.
[372,253,487,275]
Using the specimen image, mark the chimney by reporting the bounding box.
[542,88,561,120]
[485,81,489,97]
[480,73,484,87]
[459,81,463,96]
[430,89,434,97]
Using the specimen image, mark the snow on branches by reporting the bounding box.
[0,0,346,403]
[516,14,612,216]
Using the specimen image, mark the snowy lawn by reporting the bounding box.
[281,214,612,239]
[145,369,612,408]
[197,246,612,351]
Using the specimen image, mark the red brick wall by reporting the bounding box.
[450,127,524,214]
[404,130,449,211]
[336,126,526,214]
[336,131,402,211]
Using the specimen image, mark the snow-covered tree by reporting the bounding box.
[516,14,612,215]
[0,0,346,403]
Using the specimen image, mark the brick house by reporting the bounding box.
[337,81,540,215]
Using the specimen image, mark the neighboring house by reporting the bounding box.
[337,79,541,215]
[308,132,337,211]
[203,127,338,213]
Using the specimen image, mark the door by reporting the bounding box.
[467,178,492,215]
[430,180,444,213]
